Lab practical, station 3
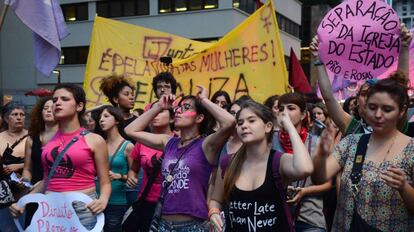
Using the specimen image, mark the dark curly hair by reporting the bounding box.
[28,97,53,137]
[53,83,86,124]
[152,72,177,96]
[99,74,135,106]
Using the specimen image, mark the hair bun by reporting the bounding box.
[388,71,409,88]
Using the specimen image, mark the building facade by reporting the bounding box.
[0,0,302,103]
[392,0,414,29]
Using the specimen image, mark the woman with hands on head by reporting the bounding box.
[310,23,413,136]
[312,73,414,231]
[125,102,174,232]
[10,84,111,230]
[125,85,235,231]
[208,100,314,232]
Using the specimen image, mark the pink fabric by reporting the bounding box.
[41,127,96,192]
[131,143,162,202]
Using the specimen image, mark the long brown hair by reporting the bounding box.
[223,100,273,203]
[28,97,53,137]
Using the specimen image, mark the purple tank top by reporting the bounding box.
[161,137,214,219]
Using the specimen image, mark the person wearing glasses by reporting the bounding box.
[125,85,235,231]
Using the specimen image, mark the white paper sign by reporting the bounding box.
[14,192,104,232]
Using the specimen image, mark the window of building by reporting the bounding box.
[97,0,149,18]
[60,46,89,65]
[61,3,88,22]
[233,0,256,14]
[276,12,301,38]
[159,0,218,13]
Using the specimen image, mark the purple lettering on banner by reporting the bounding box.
[317,0,400,81]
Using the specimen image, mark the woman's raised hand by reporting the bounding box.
[196,85,209,100]
[158,94,176,110]
[319,121,336,156]
[309,36,320,58]
[277,111,294,131]
[400,23,413,47]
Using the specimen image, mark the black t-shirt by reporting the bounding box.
[225,152,289,232]
[30,135,43,184]
[120,115,137,143]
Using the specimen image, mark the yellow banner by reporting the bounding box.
[84,1,288,109]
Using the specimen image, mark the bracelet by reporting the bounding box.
[208,207,221,218]
[313,60,324,66]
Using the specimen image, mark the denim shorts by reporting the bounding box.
[295,221,327,232]
[158,218,209,232]
[72,192,98,230]
[103,204,127,232]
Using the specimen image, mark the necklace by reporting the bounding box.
[368,133,397,162]
[179,134,200,146]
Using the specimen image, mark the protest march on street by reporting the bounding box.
[0,0,414,231]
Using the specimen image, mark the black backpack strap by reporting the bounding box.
[350,134,371,197]
[219,155,232,179]
[134,153,163,208]
[272,150,295,232]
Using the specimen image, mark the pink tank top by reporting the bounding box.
[41,127,96,192]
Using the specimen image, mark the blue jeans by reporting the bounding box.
[295,221,327,232]
[0,208,19,232]
[103,204,127,232]
[158,218,209,232]
[72,192,98,230]
[125,169,143,207]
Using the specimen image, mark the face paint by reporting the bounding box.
[180,111,197,117]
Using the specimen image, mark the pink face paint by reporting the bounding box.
[180,111,197,117]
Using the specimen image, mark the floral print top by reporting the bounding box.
[332,134,414,232]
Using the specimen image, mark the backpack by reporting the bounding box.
[220,150,295,232]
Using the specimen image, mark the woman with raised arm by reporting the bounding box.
[208,100,313,232]
[10,84,111,230]
[125,85,235,231]
[310,24,412,136]
[312,73,414,231]
[125,103,174,231]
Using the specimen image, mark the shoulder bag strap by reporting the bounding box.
[109,140,126,168]
[10,134,29,149]
[350,134,371,196]
[42,130,89,193]
[135,153,164,207]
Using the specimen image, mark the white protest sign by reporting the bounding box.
[14,192,104,232]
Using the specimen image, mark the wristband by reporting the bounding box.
[313,60,324,66]
[208,207,221,218]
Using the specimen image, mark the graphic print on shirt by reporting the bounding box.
[161,158,190,193]
[45,146,74,178]
[227,200,278,231]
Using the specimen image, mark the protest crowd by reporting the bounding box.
[1,1,414,232]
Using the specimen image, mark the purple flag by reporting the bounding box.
[4,0,69,76]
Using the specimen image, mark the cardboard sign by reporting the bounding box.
[14,192,104,232]
[83,1,288,109]
[317,0,400,81]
